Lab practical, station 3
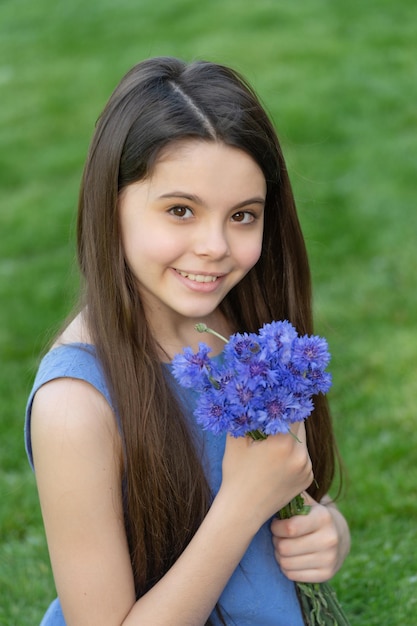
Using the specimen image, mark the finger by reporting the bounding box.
[272,531,318,558]
[277,551,336,583]
[281,566,331,584]
[271,507,320,539]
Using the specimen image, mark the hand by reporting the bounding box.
[220,422,314,531]
[271,492,350,583]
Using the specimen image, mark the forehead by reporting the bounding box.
[150,139,266,194]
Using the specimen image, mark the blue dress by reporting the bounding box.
[25,343,304,626]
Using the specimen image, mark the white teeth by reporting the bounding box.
[177,270,218,283]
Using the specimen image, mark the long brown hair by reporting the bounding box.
[77,57,340,604]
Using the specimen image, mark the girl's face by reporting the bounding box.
[119,139,266,333]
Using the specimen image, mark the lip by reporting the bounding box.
[172,268,226,292]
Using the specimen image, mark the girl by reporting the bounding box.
[25,57,350,625]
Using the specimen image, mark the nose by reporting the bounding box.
[194,222,230,259]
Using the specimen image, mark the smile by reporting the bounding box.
[176,270,219,283]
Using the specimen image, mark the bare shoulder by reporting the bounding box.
[31,376,121,473]
[53,309,92,348]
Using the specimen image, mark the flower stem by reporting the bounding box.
[247,429,268,441]
[195,323,229,344]
[276,494,311,518]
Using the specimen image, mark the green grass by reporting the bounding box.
[1,0,416,623]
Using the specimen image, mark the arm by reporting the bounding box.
[270,492,351,583]
[32,379,313,626]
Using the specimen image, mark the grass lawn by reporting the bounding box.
[1,0,416,623]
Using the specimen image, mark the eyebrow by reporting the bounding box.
[158,192,266,210]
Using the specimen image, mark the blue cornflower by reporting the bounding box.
[172,320,332,439]
[224,332,260,362]
[224,381,264,426]
[232,355,280,390]
[305,368,332,396]
[171,342,214,389]
[292,335,331,372]
[194,389,230,435]
[259,320,298,365]
[228,410,258,437]
[256,387,299,434]
[223,398,259,437]
[227,382,255,407]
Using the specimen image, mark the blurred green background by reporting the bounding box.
[1,1,416,624]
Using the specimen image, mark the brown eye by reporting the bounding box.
[169,206,193,219]
[232,211,254,224]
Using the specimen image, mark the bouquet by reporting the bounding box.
[172,320,350,626]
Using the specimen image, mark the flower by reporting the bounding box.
[172,320,332,439]
[171,342,216,390]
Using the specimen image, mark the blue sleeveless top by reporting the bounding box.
[25,343,304,626]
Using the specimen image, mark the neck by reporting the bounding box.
[151,310,232,362]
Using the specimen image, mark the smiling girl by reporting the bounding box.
[25,57,350,626]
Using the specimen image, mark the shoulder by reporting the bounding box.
[55,310,92,346]
[37,343,112,403]
[25,341,116,469]
[31,374,120,473]
[29,338,114,411]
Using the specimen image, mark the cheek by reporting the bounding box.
[238,234,264,271]
[123,229,182,268]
